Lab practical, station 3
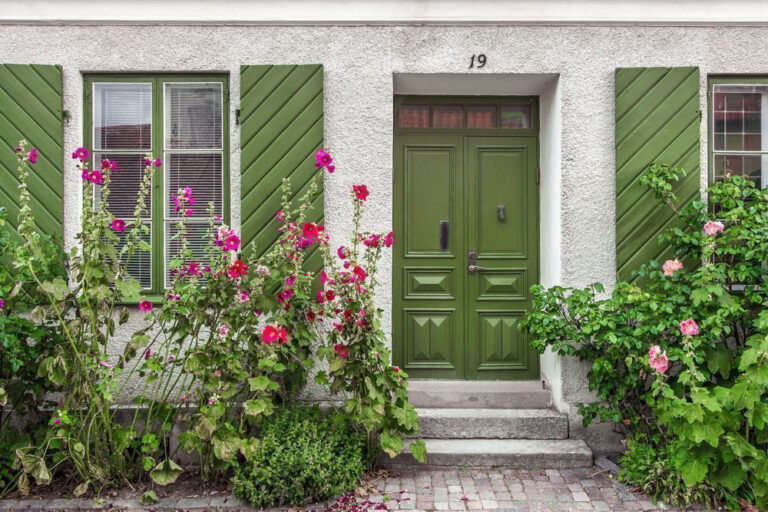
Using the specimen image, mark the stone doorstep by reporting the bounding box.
[407,380,553,409]
[383,438,593,470]
[415,408,569,440]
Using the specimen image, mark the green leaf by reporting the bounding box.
[40,277,68,301]
[409,439,427,463]
[212,433,241,462]
[73,481,89,497]
[17,472,29,495]
[711,462,746,492]
[116,278,142,301]
[243,398,273,417]
[248,375,272,392]
[139,490,158,505]
[149,459,183,486]
[380,431,403,458]
[0,386,6,407]
[706,347,732,378]
[678,456,708,486]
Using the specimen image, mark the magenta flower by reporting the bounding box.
[648,345,669,374]
[101,159,116,171]
[111,218,126,232]
[285,275,296,287]
[72,147,90,161]
[0,298,4,310]
[100,360,112,368]
[320,270,329,284]
[154,158,162,167]
[185,209,194,217]
[238,290,250,303]
[315,149,333,168]
[316,289,325,303]
[679,319,699,336]
[353,184,369,201]
[54,418,61,426]
[223,234,240,252]
[326,165,335,174]
[276,210,284,222]
[662,258,682,277]
[219,324,230,338]
[337,246,348,260]
[138,299,153,313]
[144,348,151,360]
[28,148,38,164]
[704,220,724,236]
[384,231,395,248]
[89,170,104,185]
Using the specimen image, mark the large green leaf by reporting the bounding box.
[149,459,183,486]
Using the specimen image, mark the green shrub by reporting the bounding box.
[521,167,768,510]
[232,405,367,508]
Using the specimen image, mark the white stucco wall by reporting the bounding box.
[0,23,765,418]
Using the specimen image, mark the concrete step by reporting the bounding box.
[383,438,593,469]
[408,380,552,409]
[417,408,568,439]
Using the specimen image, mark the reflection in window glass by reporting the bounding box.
[164,83,223,149]
[94,83,152,150]
[712,84,768,189]
[432,105,464,128]
[398,104,429,128]
[467,105,497,128]
[500,105,530,129]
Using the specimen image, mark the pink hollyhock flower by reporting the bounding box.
[352,265,367,282]
[238,290,250,303]
[255,264,270,276]
[262,324,288,345]
[662,258,683,277]
[223,234,240,252]
[219,324,230,338]
[227,259,248,279]
[168,356,175,362]
[185,209,194,217]
[138,299,153,312]
[337,246,348,259]
[285,275,297,287]
[72,147,90,161]
[334,344,349,359]
[679,319,699,336]
[100,360,112,368]
[27,148,38,164]
[302,222,319,240]
[101,159,116,171]
[385,231,395,248]
[89,170,104,184]
[704,220,724,236]
[325,290,335,301]
[208,395,218,405]
[111,218,126,232]
[648,345,669,374]
[186,262,201,276]
[0,298,5,310]
[276,210,284,222]
[54,418,61,426]
[353,184,369,201]
[392,366,399,373]
[364,234,380,248]
[320,270,329,284]
[315,149,333,170]
[154,158,162,167]
[343,261,351,269]
[306,310,317,322]
[144,348,151,360]
[316,289,325,303]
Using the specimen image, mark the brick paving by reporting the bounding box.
[0,467,686,511]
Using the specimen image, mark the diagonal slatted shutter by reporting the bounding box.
[0,64,63,241]
[615,66,701,281]
[240,64,324,269]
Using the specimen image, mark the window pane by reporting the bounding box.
[165,153,223,219]
[121,229,152,289]
[467,105,497,128]
[398,104,429,128]
[165,83,222,149]
[500,105,531,129]
[94,83,152,150]
[432,105,463,128]
[713,84,768,154]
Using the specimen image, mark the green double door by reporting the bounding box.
[393,134,539,380]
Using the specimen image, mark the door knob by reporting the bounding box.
[468,264,486,273]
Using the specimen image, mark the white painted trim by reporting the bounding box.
[7,0,768,25]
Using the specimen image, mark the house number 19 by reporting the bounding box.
[469,54,487,69]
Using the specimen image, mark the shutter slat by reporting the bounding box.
[0,64,63,241]
[240,64,324,270]
[615,66,701,281]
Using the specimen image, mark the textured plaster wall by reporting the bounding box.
[2,24,767,420]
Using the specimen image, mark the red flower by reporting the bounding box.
[352,266,367,282]
[316,289,325,303]
[325,290,336,301]
[393,366,400,373]
[352,184,369,201]
[262,324,288,345]
[306,310,317,322]
[334,344,349,359]
[384,231,395,247]
[302,222,319,239]
[227,259,249,279]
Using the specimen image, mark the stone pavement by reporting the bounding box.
[0,467,687,511]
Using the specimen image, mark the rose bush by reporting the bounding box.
[521,164,768,510]
[2,142,423,501]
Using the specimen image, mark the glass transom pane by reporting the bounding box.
[398,104,429,128]
[500,105,531,129]
[94,83,152,150]
[432,105,464,128]
[467,105,497,128]
[165,83,223,149]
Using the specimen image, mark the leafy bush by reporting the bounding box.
[232,405,366,508]
[521,165,768,510]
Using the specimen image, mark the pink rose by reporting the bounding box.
[704,220,724,236]
[679,319,699,336]
[662,258,683,277]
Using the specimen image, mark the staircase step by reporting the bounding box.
[408,380,552,409]
[417,408,568,439]
[383,439,593,469]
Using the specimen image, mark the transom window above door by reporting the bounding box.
[85,74,230,295]
[396,98,536,132]
[710,79,768,190]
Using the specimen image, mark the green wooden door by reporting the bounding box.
[393,132,539,380]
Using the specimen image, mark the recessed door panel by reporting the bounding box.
[404,309,456,370]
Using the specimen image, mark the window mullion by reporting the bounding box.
[153,77,164,296]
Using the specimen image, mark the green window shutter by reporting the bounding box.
[0,64,64,241]
[240,64,324,268]
[615,66,701,281]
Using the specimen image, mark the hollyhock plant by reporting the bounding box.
[648,345,669,374]
[704,220,724,235]
[262,324,288,345]
[662,258,682,276]
[679,319,699,336]
[111,218,126,233]
[352,184,369,201]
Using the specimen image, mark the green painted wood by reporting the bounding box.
[393,101,540,380]
[240,64,324,268]
[615,67,700,281]
[0,64,63,241]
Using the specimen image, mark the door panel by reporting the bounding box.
[394,134,465,378]
[394,133,538,380]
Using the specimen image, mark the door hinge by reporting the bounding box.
[536,167,541,185]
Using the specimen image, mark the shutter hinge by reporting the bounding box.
[62,110,71,122]
[235,109,241,126]
[536,167,541,185]
[698,109,703,120]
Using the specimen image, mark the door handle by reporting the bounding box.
[439,221,449,251]
[467,249,485,273]
[468,264,486,273]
